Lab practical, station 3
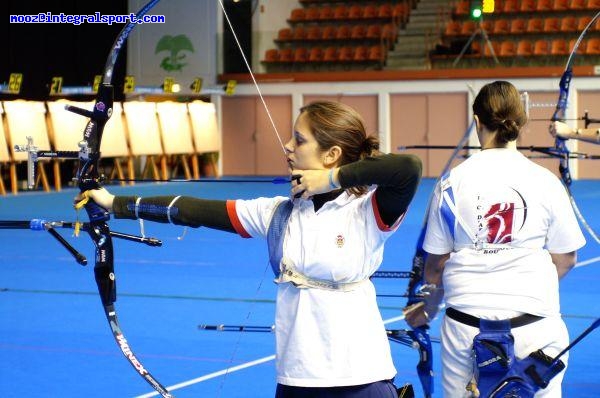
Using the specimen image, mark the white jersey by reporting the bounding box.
[229,189,402,387]
[423,148,585,317]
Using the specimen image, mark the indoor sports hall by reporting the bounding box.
[1,1,600,397]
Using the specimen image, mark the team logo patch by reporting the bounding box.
[335,234,345,248]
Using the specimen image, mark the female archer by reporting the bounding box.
[80,100,422,398]
[405,81,586,397]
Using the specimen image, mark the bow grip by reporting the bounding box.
[85,200,111,223]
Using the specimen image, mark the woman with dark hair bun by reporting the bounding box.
[79,101,422,398]
[406,81,586,397]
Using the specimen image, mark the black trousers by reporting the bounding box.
[275,380,398,398]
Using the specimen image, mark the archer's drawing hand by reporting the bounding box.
[290,168,339,200]
[74,187,115,212]
[549,121,572,139]
[403,302,429,328]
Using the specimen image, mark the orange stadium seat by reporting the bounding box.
[536,0,555,11]
[503,0,519,13]
[393,3,409,25]
[351,25,367,40]
[308,47,324,62]
[277,28,292,42]
[333,5,349,20]
[553,0,570,10]
[587,0,600,8]
[569,38,587,53]
[560,16,578,32]
[368,45,385,62]
[520,0,537,11]
[461,21,477,35]
[363,4,378,19]
[445,21,462,36]
[292,26,307,41]
[322,26,337,40]
[306,26,322,41]
[279,48,293,63]
[353,46,369,61]
[322,46,339,62]
[578,16,593,31]
[526,18,544,33]
[585,37,600,54]
[336,25,351,40]
[569,0,586,9]
[348,5,363,19]
[510,19,528,34]
[533,40,550,55]
[544,18,561,33]
[378,4,393,19]
[550,39,569,55]
[455,1,470,15]
[366,24,383,40]
[263,49,279,62]
[484,41,501,57]
[293,47,308,63]
[305,7,320,21]
[499,40,517,56]
[517,40,534,56]
[382,23,398,43]
[319,6,334,20]
[338,46,355,62]
[494,19,511,34]
[482,20,494,33]
[289,8,305,22]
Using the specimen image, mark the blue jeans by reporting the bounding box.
[275,380,398,398]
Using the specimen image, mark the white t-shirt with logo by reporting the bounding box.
[423,149,585,317]
[229,189,402,387]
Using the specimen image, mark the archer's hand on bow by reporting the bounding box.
[75,187,116,212]
[404,283,445,328]
[290,168,340,200]
[549,121,572,140]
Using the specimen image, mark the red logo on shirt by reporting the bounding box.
[485,202,514,244]
[336,234,345,248]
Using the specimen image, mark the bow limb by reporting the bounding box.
[550,10,600,244]
[72,1,172,396]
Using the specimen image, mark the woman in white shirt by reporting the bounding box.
[405,81,585,397]
[83,101,422,398]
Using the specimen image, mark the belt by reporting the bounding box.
[446,307,543,329]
